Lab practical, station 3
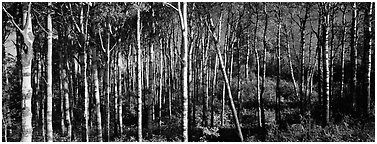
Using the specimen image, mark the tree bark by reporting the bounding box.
[14,2,34,142]
[322,3,330,126]
[63,61,72,141]
[106,23,111,142]
[159,38,163,129]
[137,5,143,142]
[340,4,346,105]
[252,10,261,127]
[350,2,358,111]
[363,2,372,116]
[46,2,53,142]
[93,46,103,142]
[287,24,299,99]
[276,8,281,124]
[181,3,189,142]
[118,51,123,135]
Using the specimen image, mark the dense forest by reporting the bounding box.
[1,2,375,142]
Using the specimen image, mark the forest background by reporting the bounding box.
[1,2,375,142]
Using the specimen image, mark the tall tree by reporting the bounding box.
[252,5,262,127]
[181,3,189,141]
[340,4,346,104]
[93,43,103,142]
[208,12,244,142]
[350,2,358,111]
[46,2,53,142]
[165,2,188,141]
[275,4,281,124]
[3,2,34,142]
[321,2,330,126]
[137,3,143,141]
[363,2,373,116]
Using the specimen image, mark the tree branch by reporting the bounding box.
[33,11,49,34]
[163,2,179,12]
[69,3,82,34]
[2,6,23,32]
[99,30,106,53]
[110,41,118,52]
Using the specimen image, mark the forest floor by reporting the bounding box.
[4,102,375,142]
[42,109,375,142]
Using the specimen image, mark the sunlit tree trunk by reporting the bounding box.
[46,2,53,142]
[106,23,111,142]
[208,13,244,142]
[252,10,261,127]
[260,4,268,128]
[236,39,242,122]
[137,5,143,142]
[288,24,299,99]
[181,3,189,141]
[93,46,103,142]
[159,38,163,129]
[118,51,123,135]
[63,60,72,141]
[81,5,90,142]
[6,2,36,142]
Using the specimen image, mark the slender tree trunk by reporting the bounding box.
[149,9,156,127]
[159,38,163,130]
[106,23,111,142]
[363,2,372,116]
[84,47,89,141]
[329,8,335,111]
[316,7,323,110]
[137,6,143,142]
[260,4,268,129]
[80,3,90,141]
[42,91,46,141]
[46,2,53,141]
[118,52,123,135]
[288,26,299,99]
[114,51,119,137]
[93,47,103,142]
[237,39,242,122]
[299,5,309,113]
[322,3,330,126]
[340,5,346,105]
[350,2,358,111]
[245,33,250,81]
[220,13,228,128]
[181,3,189,142]
[63,61,72,141]
[252,11,261,127]
[60,63,66,136]
[203,30,210,127]
[208,15,244,142]
[276,9,281,124]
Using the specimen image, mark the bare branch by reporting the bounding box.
[33,11,49,34]
[98,30,106,53]
[163,2,179,12]
[2,6,23,32]
[69,3,82,34]
[110,41,118,52]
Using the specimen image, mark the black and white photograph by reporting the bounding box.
[1,1,375,142]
